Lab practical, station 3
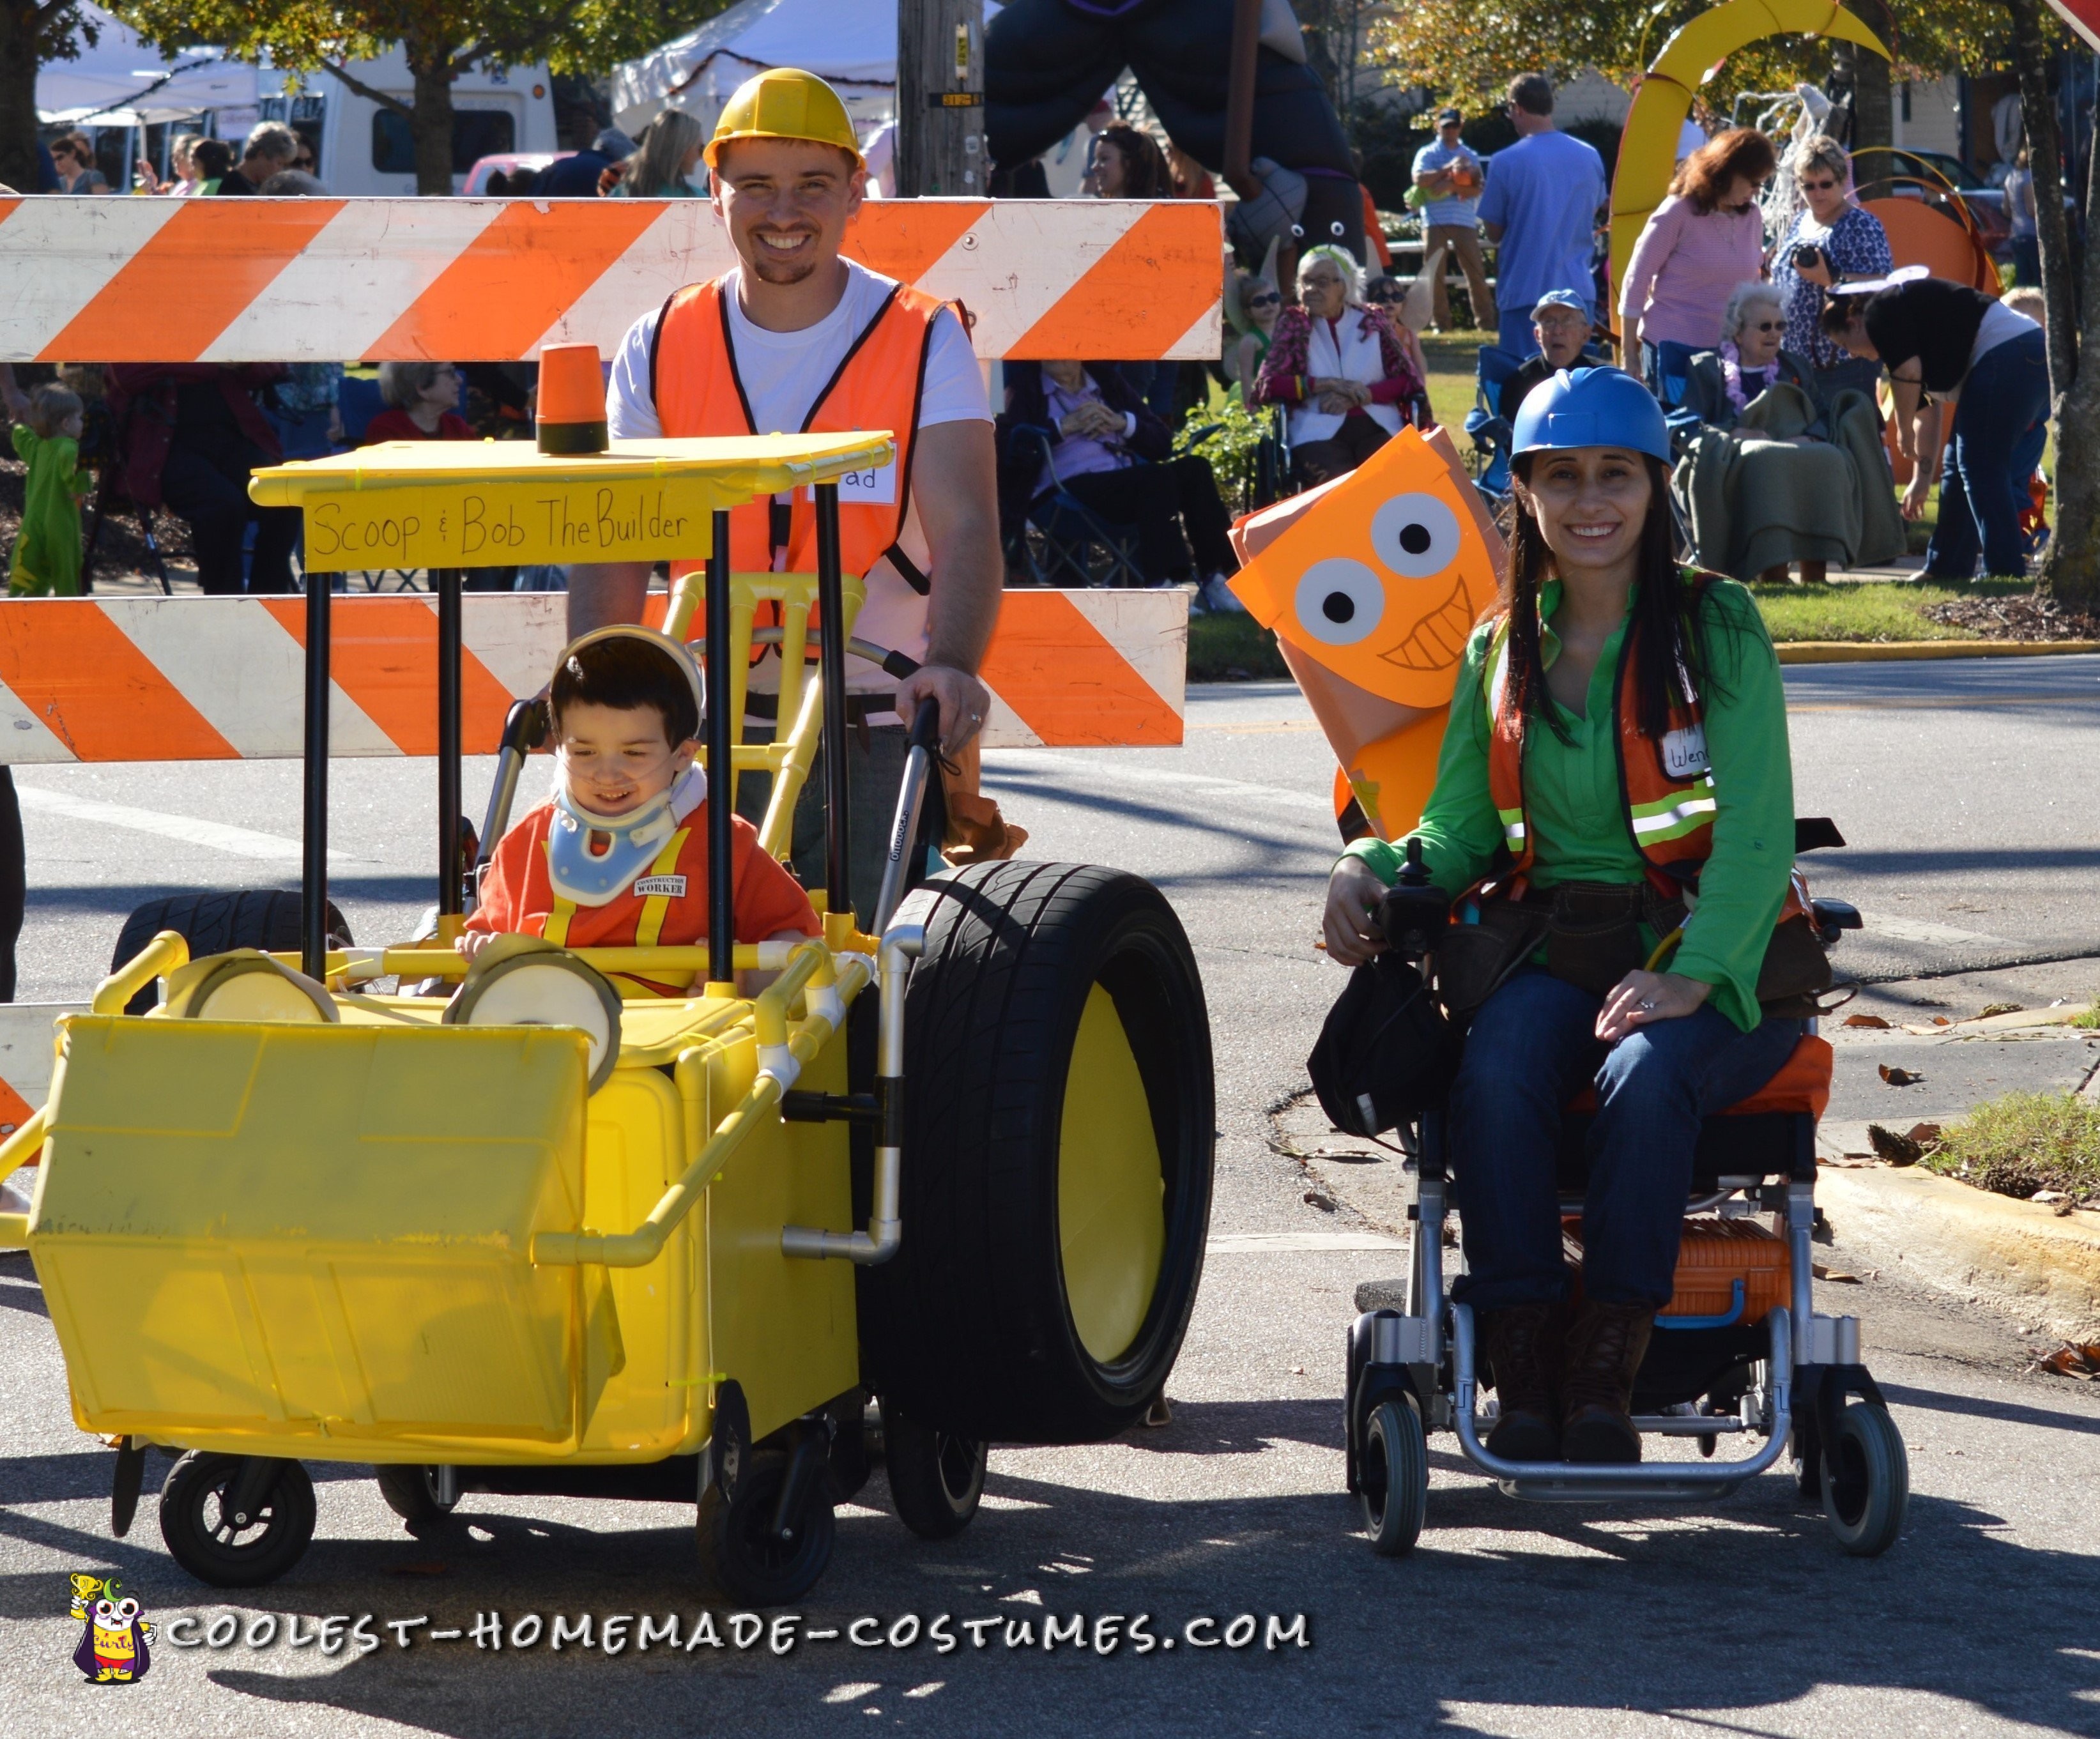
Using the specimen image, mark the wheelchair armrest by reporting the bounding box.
[1811,898,1862,947]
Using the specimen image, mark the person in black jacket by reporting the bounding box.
[995,360,1238,595]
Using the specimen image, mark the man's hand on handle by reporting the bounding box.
[898,663,991,758]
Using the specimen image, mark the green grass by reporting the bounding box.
[2072,1002,2100,1031]
[1748,575,2035,643]
[1922,1092,2100,1202]
[1188,611,1289,681]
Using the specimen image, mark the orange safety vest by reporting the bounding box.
[650,274,948,602]
[1482,572,1805,923]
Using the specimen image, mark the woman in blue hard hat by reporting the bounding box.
[1320,366,1804,1465]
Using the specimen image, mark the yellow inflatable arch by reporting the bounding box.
[1609,0,1891,316]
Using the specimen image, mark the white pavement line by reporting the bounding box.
[15,786,361,863]
[1864,914,2012,947]
[1206,1231,1404,1253]
[985,751,1333,815]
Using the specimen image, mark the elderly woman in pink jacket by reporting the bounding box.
[1618,128,1778,406]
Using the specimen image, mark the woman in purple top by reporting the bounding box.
[1618,129,1778,405]
[1768,136,1893,408]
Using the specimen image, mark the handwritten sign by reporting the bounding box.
[300,479,713,572]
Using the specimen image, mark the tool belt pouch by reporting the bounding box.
[1754,912,1835,1016]
[1542,882,1671,1000]
[1433,898,1547,1025]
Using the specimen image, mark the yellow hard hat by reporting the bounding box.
[705,68,862,170]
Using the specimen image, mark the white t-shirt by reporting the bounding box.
[1967,296,2041,373]
[605,257,988,440]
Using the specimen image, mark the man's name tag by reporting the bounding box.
[1661,725,1710,780]
[820,462,897,507]
[634,874,688,898]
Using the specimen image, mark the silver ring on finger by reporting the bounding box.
[1637,998,1658,1013]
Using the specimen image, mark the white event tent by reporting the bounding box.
[36,4,256,126]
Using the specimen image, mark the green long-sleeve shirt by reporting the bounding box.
[1343,576,1794,1032]
[10,425,89,597]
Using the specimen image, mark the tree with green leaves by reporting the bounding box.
[1,1,95,192]
[112,1,731,196]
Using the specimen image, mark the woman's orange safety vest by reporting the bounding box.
[650,275,949,597]
[1481,575,1805,927]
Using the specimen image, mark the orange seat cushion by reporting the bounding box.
[1564,1035,1832,1121]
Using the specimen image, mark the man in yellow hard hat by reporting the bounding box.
[569,68,1002,920]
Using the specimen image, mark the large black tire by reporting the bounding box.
[695,1452,836,1605]
[158,1452,316,1588]
[880,1396,986,1540]
[1821,1402,1909,1557]
[111,891,352,1014]
[859,862,1213,1444]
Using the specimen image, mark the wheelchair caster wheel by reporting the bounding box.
[880,1398,986,1541]
[159,1452,316,1588]
[375,1466,459,1530]
[1820,1401,1908,1557]
[697,1451,836,1604]
[1359,1397,1427,1556]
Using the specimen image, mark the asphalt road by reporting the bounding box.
[3,653,2099,1736]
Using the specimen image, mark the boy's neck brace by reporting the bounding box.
[546,763,707,907]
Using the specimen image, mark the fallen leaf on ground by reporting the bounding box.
[2033,1342,2100,1380]
[1878,1065,1924,1086]
[1843,1013,1892,1029]
[2031,1188,2070,1204]
[1811,1262,1861,1282]
[1905,1123,1942,1145]
[1303,1190,1337,1212]
[1868,1123,1922,1163]
[1977,1003,2025,1018]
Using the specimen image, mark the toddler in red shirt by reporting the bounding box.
[464,628,818,991]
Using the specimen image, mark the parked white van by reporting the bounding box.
[240,49,559,195]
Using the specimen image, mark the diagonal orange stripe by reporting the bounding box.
[1006,204,1220,361]
[369,201,665,362]
[843,199,992,286]
[0,602,233,760]
[262,597,515,755]
[42,201,344,362]
[979,593,1182,747]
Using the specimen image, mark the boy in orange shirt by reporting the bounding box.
[464,628,818,990]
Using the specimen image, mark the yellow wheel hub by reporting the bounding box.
[1057,985,1166,1363]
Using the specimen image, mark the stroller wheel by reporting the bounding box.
[1360,1397,1428,1556]
[159,1452,316,1588]
[1820,1402,1908,1558]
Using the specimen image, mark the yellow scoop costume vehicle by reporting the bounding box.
[0,435,1215,1602]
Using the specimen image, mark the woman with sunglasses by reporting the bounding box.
[1618,128,1777,405]
[1225,272,1283,396]
[1676,280,1903,585]
[1769,135,1891,407]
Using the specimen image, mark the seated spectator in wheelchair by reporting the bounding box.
[1674,281,1903,585]
[994,360,1238,594]
[1252,245,1425,487]
[1498,290,1602,422]
[1321,368,1804,1466]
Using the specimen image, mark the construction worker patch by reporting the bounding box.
[633,875,689,898]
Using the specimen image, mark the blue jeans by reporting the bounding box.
[1642,339,1700,408]
[1446,970,1804,1312]
[1926,328,2050,579]
[1812,356,1885,410]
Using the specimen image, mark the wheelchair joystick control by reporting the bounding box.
[1376,837,1448,963]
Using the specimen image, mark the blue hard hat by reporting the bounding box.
[1510,365,1671,464]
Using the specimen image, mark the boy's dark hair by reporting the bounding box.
[549,636,700,745]
[1508,73,1554,116]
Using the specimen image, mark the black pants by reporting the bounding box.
[1058,456,1236,585]
[0,769,20,1002]
[158,439,301,594]
[1292,413,1393,488]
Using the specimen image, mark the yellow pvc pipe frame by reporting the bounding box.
[1608,0,1891,325]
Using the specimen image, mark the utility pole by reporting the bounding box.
[896,0,985,196]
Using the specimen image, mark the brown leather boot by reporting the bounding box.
[1482,1303,1565,1462]
[1560,1300,1655,1464]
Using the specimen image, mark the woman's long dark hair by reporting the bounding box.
[1496,452,1717,744]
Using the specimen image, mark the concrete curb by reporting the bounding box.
[1818,1165,2100,1337]
[1777,640,2100,664]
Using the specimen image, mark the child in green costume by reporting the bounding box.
[10,385,91,596]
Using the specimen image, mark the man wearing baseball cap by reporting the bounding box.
[1411,109,1496,333]
[1497,289,1602,422]
[567,68,1002,921]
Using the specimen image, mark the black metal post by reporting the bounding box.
[814,481,851,921]
[706,511,735,988]
[436,567,463,918]
[300,573,331,979]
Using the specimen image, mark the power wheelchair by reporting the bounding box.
[1342,843,1907,1558]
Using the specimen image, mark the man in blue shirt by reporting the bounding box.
[1476,75,1609,356]
[532,128,636,197]
[1411,109,1497,334]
